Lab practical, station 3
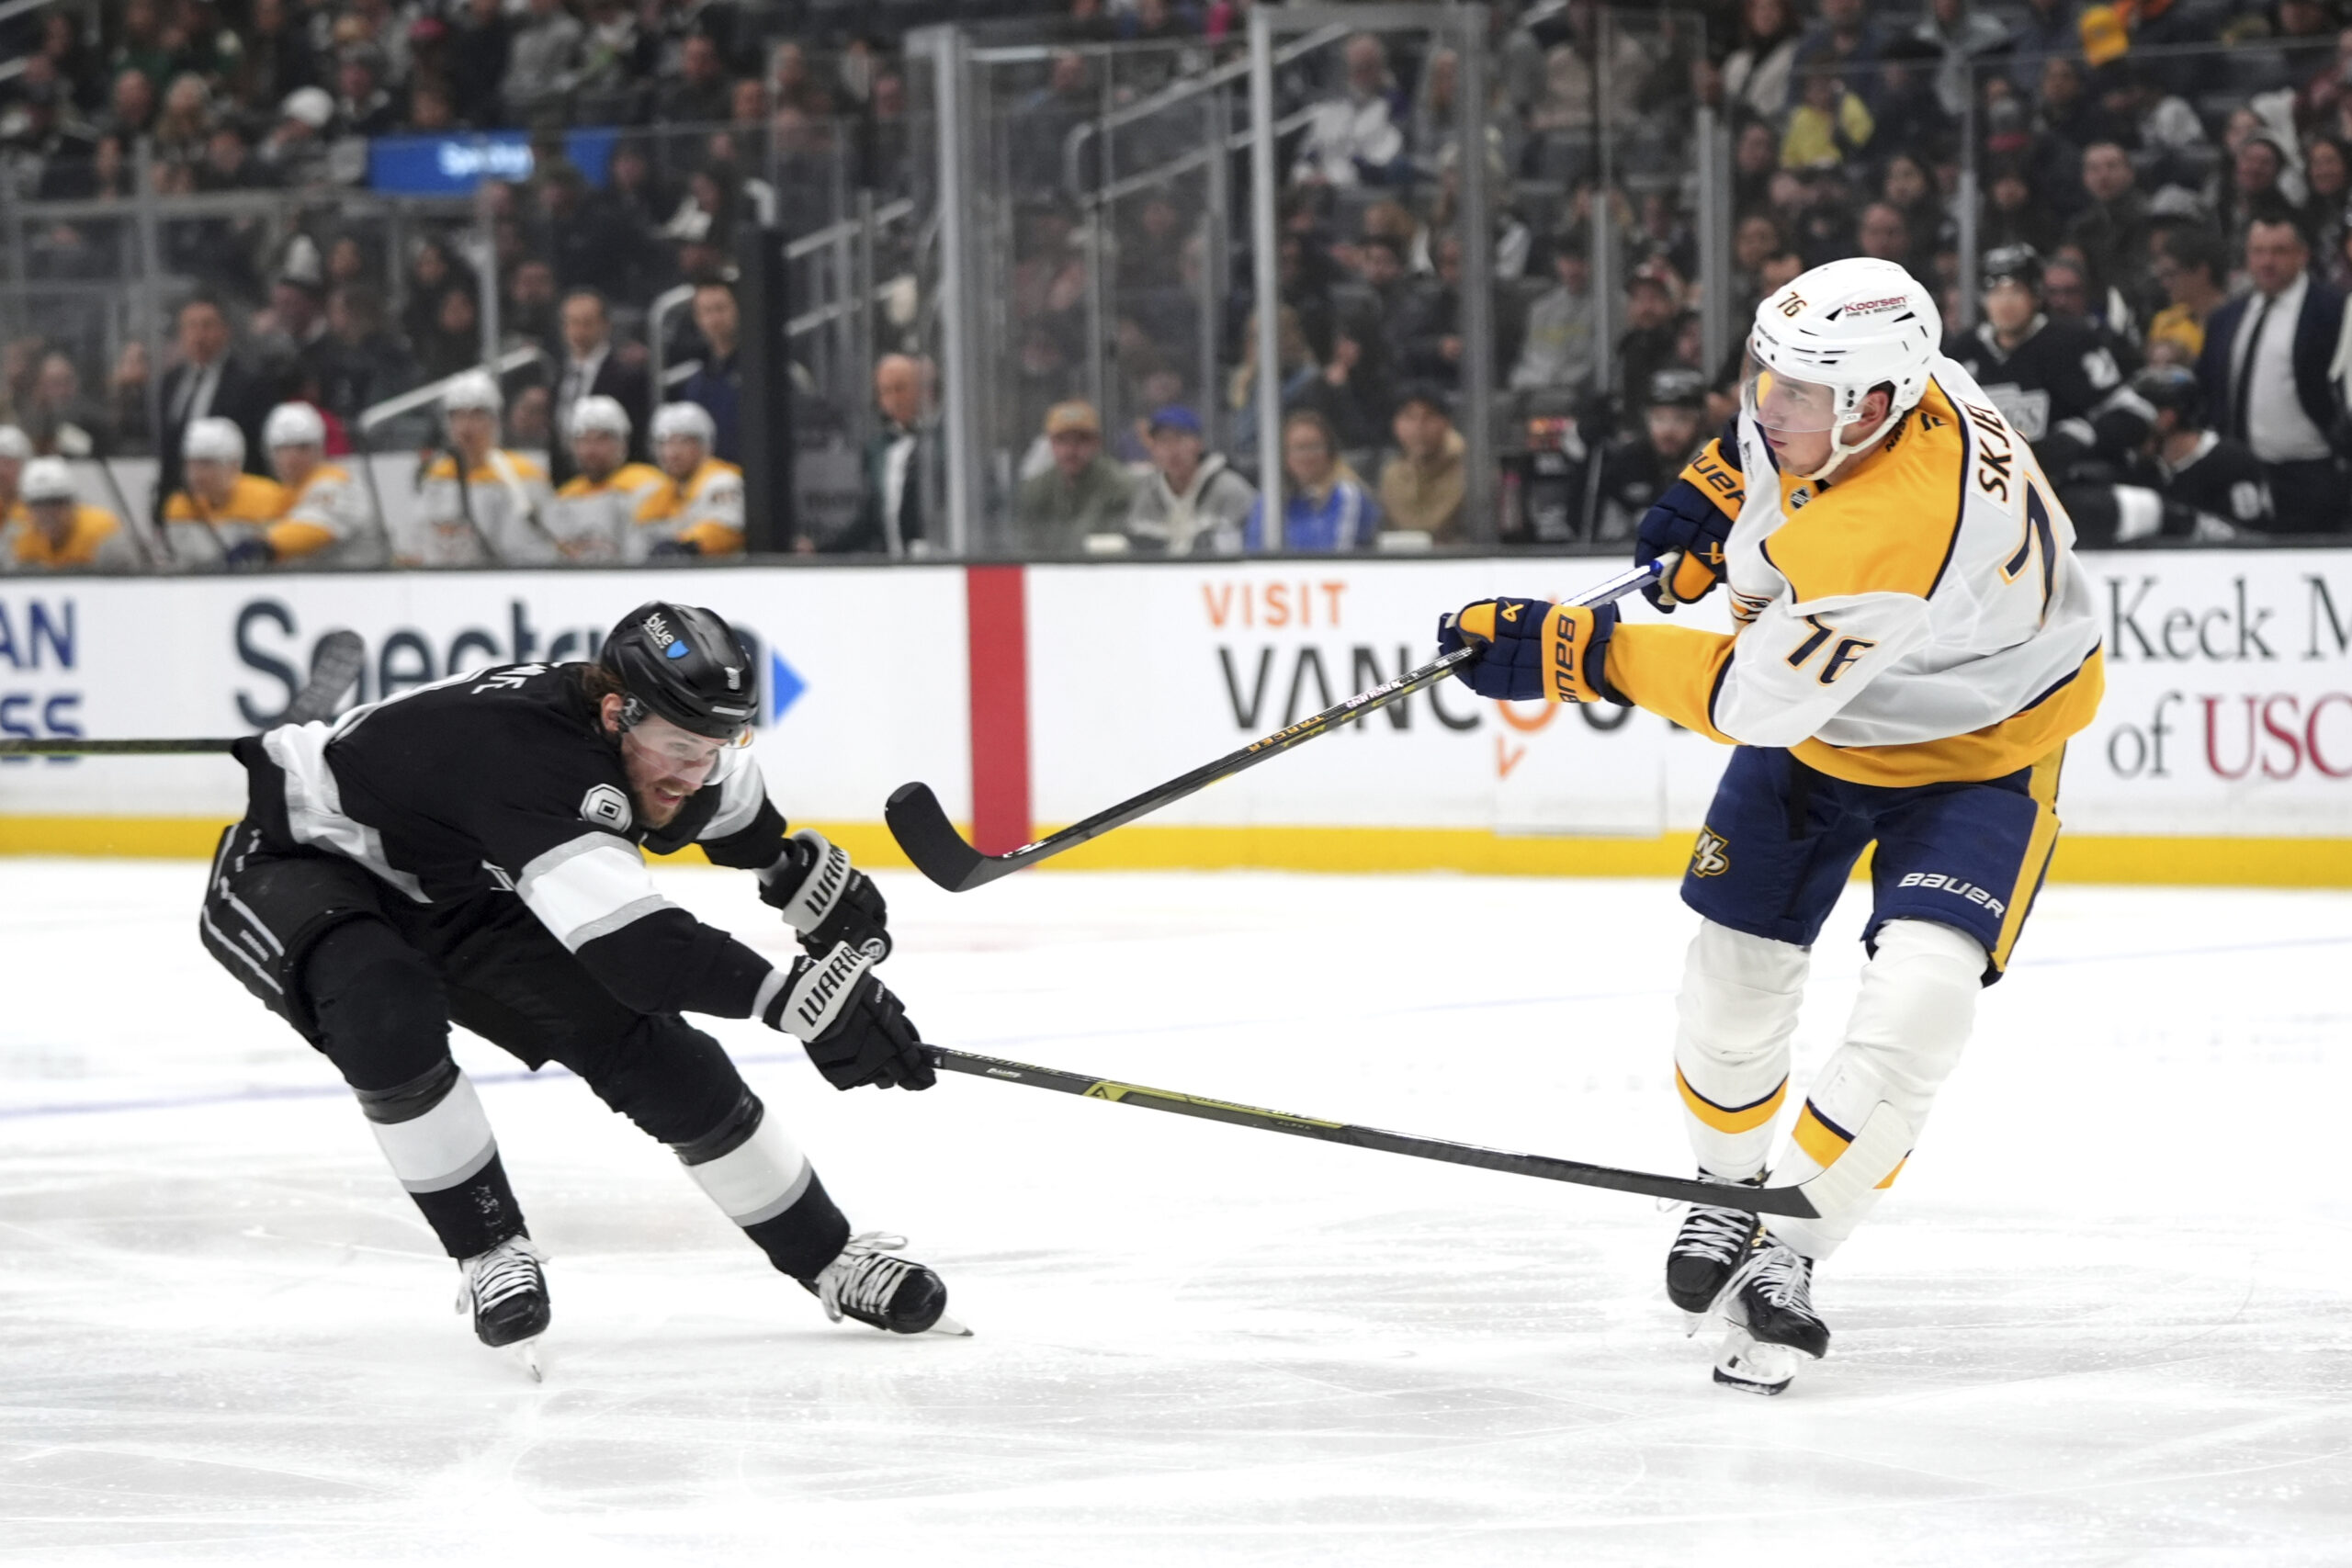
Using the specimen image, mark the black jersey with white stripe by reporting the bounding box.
[251,662,792,1020]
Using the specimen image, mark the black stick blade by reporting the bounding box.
[284,629,367,726]
[887,782,999,891]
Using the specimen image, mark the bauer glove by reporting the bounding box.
[759,829,890,960]
[1438,596,1621,705]
[761,940,933,1091]
[1634,477,1732,612]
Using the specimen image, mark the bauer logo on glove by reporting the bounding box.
[1437,596,1623,705]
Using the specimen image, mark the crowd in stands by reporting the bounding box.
[7,0,2352,569]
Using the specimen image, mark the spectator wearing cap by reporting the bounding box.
[1244,409,1378,554]
[1376,384,1465,543]
[840,353,941,557]
[260,86,334,186]
[1593,367,1710,543]
[2,455,140,574]
[1126,405,1256,557]
[1614,264,1681,416]
[164,417,289,569]
[1017,400,1135,555]
[156,296,272,521]
[2199,210,2346,531]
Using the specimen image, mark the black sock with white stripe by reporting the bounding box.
[355,1058,526,1259]
[673,1089,851,1282]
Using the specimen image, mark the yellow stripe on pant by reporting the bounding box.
[1792,1100,1908,1190]
[1674,1066,1787,1134]
[1991,746,2066,972]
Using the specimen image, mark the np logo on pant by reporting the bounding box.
[1690,827,1731,877]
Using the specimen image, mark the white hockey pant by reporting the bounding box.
[1673,917,1984,1260]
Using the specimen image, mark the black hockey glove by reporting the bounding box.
[761,942,933,1091]
[759,829,890,960]
[1634,477,1731,612]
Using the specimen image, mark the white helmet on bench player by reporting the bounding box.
[1745,256,1939,481]
[651,400,715,449]
[264,400,326,450]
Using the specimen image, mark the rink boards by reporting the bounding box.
[1,549,2347,884]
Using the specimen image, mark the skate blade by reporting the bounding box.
[510,1337,543,1382]
[1713,1328,1797,1395]
[927,1312,973,1338]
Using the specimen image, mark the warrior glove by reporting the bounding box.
[1438,596,1622,705]
[760,829,890,960]
[1634,477,1731,612]
[761,940,933,1091]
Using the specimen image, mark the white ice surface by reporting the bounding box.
[4,860,2351,1566]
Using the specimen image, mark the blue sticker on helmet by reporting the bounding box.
[664,640,691,660]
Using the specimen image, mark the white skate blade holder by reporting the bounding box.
[1713,1328,1798,1395]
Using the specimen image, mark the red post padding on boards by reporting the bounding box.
[965,565,1033,854]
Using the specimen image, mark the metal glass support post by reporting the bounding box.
[1589,12,1615,419]
[924,27,981,557]
[1957,61,1981,333]
[1199,89,1229,453]
[1695,103,1733,378]
[471,175,500,369]
[1454,5,1496,546]
[132,143,166,480]
[852,187,877,457]
[1248,6,1283,547]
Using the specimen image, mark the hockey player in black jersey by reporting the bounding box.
[2065,364,2269,544]
[1942,245,2155,476]
[198,602,958,1373]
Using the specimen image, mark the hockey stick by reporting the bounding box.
[930,1045,1820,1217]
[0,629,367,756]
[87,452,165,570]
[887,556,1673,891]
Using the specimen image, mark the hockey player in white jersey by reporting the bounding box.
[630,400,745,560]
[233,401,388,570]
[545,395,664,562]
[1438,257,2104,1393]
[413,370,557,567]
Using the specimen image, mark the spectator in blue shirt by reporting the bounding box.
[678,279,741,463]
[1244,409,1380,552]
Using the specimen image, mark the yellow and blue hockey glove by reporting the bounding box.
[1438,596,1621,704]
[1634,478,1730,612]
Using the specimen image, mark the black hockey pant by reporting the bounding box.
[199,818,850,1276]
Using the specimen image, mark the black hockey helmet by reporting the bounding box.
[599,602,757,739]
[2132,363,2204,428]
[1981,244,2043,294]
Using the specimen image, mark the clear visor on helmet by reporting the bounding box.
[1741,362,1842,434]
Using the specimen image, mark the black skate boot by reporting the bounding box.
[805,1233,968,1337]
[1666,1174,1764,1314]
[457,1235,549,1379]
[1712,1237,1828,1396]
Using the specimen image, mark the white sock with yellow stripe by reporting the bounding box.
[1769,919,1984,1259]
[1673,920,1809,1181]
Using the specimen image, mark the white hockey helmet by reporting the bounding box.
[1744,256,1939,481]
[441,368,503,415]
[184,415,246,466]
[264,400,327,450]
[20,456,74,503]
[569,392,632,441]
[650,400,715,449]
[0,424,31,462]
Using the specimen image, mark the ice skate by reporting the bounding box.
[457,1235,550,1380]
[808,1233,968,1337]
[1666,1174,1765,1320]
[1710,1238,1827,1396]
